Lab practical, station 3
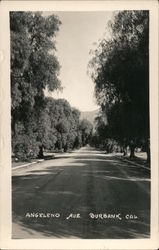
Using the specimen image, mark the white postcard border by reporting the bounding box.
[0,1,158,249]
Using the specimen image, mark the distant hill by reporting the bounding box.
[80,109,99,127]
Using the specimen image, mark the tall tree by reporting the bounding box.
[11,12,62,159]
[89,11,149,161]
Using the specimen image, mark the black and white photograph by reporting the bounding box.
[0,1,158,249]
[11,9,151,239]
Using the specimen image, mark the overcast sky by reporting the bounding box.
[45,11,113,111]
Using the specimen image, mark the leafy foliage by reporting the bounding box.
[89,11,150,160]
[11,12,62,159]
[45,98,93,152]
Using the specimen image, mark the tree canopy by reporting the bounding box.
[11,11,62,159]
[88,11,149,160]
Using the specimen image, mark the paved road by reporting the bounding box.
[12,146,150,239]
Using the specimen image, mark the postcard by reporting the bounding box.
[0,0,158,249]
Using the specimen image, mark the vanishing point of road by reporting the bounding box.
[12,146,150,239]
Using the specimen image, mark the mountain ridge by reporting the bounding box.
[80,109,99,126]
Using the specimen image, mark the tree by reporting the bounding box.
[11,12,62,159]
[80,119,93,146]
[45,98,82,153]
[88,11,150,161]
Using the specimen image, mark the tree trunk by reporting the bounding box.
[123,147,128,156]
[64,144,68,152]
[145,140,150,164]
[146,148,150,164]
[38,146,44,159]
[130,143,135,158]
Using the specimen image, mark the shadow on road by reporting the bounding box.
[12,149,150,239]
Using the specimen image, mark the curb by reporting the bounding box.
[115,156,150,171]
[12,159,44,170]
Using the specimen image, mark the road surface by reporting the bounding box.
[12,146,150,239]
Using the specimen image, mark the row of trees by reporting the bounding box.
[89,11,150,162]
[12,97,93,160]
[11,11,93,160]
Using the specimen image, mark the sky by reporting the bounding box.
[45,11,113,112]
